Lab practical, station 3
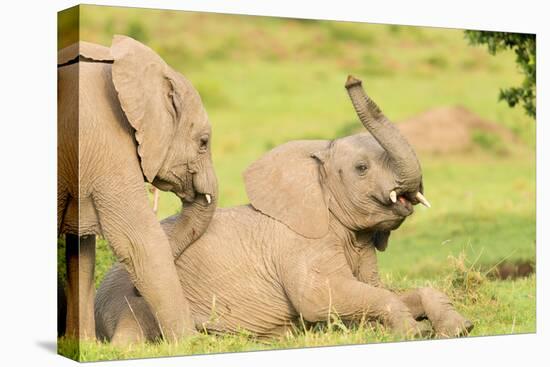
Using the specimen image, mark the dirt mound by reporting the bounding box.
[486,260,535,280]
[397,106,517,154]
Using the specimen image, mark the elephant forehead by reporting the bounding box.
[172,72,200,99]
[172,73,209,122]
[335,133,385,158]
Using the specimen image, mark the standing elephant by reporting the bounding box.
[95,76,472,344]
[58,35,217,341]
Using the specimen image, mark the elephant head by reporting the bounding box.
[111,35,216,205]
[244,76,429,250]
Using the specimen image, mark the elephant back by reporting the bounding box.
[58,41,113,67]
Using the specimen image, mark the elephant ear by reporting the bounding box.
[244,140,331,239]
[111,35,177,182]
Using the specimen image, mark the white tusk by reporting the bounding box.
[416,192,431,208]
[205,194,212,204]
[390,190,397,203]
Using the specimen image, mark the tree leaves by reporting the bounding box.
[465,31,536,119]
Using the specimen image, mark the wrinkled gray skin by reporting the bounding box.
[58,36,217,341]
[96,77,472,343]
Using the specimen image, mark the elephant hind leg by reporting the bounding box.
[95,264,161,345]
[65,234,97,340]
[400,288,473,337]
[111,296,162,346]
[58,275,67,337]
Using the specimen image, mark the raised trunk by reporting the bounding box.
[161,194,217,259]
[345,75,422,193]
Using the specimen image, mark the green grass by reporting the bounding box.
[58,256,535,362]
[380,151,535,278]
[58,5,536,361]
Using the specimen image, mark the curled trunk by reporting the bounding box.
[345,75,422,192]
[162,156,218,259]
[161,194,217,259]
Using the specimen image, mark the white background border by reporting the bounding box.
[0,0,546,366]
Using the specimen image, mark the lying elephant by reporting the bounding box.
[95,76,472,344]
[58,35,217,340]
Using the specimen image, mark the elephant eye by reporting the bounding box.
[355,163,368,175]
[199,135,209,152]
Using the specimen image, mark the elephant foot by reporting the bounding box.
[111,326,146,347]
[392,318,432,339]
[412,287,473,338]
[433,311,474,338]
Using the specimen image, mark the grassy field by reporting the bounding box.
[58,5,536,361]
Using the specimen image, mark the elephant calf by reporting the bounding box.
[58,36,217,341]
[96,76,472,344]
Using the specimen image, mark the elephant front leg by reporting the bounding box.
[65,234,96,340]
[295,274,429,338]
[400,288,473,337]
[93,180,196,342]
[354,243,383,287]
[354,244,473,337]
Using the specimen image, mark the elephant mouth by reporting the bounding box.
[372,193,414,219]
[370,196,413,232]
[153,172,203,204]
[154,161,217,207]
[365,196,412,232]
[152,175,184,195]
[390,194,414,217]
[176,190,214,206]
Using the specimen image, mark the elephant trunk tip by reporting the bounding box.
[345,75,362,89]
